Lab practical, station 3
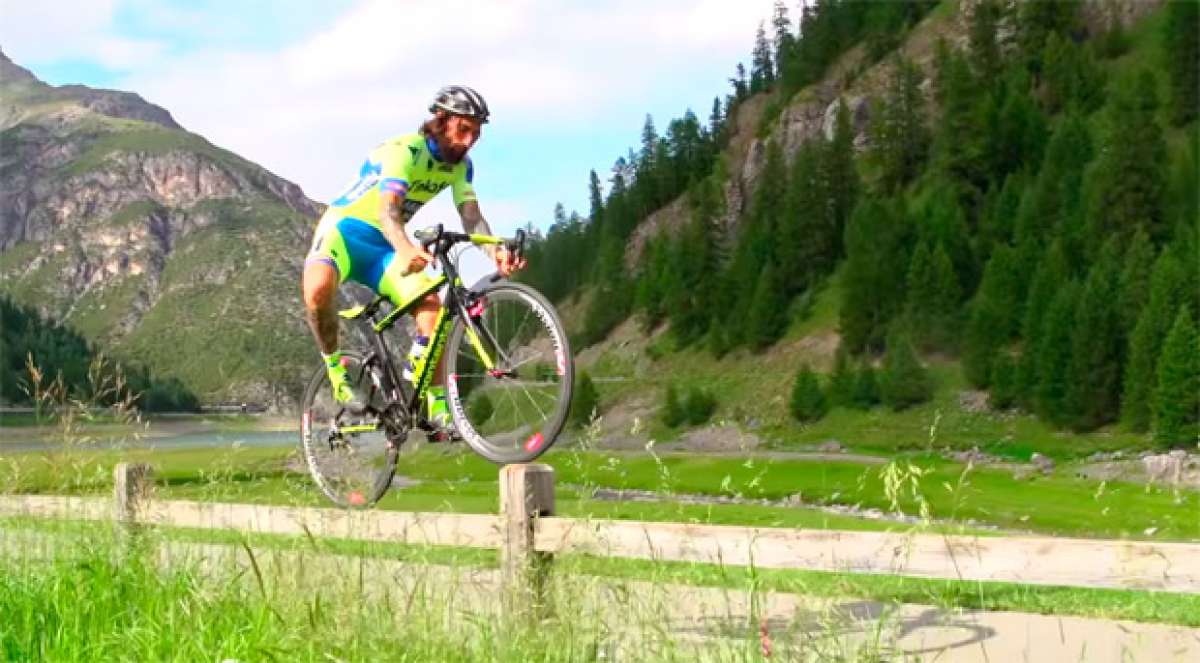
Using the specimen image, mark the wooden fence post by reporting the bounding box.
[499,463,555,615]
[113,462,153,557]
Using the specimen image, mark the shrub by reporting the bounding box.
[790,364,828,422]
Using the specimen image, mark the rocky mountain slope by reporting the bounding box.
[0,48,322,405]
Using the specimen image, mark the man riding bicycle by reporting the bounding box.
[302,85,526,434]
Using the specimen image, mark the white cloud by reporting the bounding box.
[0,0,163,70]
[4,0,778,222]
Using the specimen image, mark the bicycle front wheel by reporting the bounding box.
[445,280,574,464]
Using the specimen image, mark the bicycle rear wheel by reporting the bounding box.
[299,352,398,507]
[445,280,573,464]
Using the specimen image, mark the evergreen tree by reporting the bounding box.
[964,244,1019,387]
[569,371,599,428]
[1015,0,1081,72]
[1064,240,1124,431]
[779,139,832,291]
[984,71,1048,183]
[661,383,685,428]
[1028,110,1093,247]
[772,0,794,81]
[989,353,1019,410]
[1085,70,1169,246]
[826,98,861,257]
[1123,251,1192,430]
[967,0,1003,83]
[870,56,930,192]
[746,260,789,351]
[751,22,775,93]
[905,241,962,352]
[1034,280,1080,426]
[880,328,934,410]
[932,39,987,189]
[588,170,604,231]
[1164,0,1200,126]
[828,343,857,407]
[852,362,881,409]
[1153,307,1199,446]
[840,197,911,352]
[1039,32,1105,114]
[1118,228,1156,336]
[790,364,828,422]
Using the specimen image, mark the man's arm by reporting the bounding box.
[458,200,497,258]
[381,191,431,273]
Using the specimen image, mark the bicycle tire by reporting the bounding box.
[444,280,574,464]
[299,352,398,507]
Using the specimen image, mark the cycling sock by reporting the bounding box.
[427,385,449,419]
[323,351,344,370]
[403,335,430,383]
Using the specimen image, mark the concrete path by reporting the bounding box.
[3,527,1197,661]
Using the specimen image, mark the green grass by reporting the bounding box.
[4,443,1197,541]
[3,515,1196,629]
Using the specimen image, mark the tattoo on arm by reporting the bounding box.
[458,201,493,237]
[380,192,411,251]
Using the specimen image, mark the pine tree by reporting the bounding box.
[1064,240,1123,431]
[772,0,794,82]
[746,260,789,351]
[852,362,881,409]
[1034,280,1079,426]
[661,383,685,428]
[1086,69,1169,246]
[779,139,831,292]
[751,22,775,93]
[828,343,857,407]
[1016,0,1080,72]
[985,71,1048,183]
[1164,0,1200,126]
[569,371,599,428]
[989,353,1018,410]
[790,364,828,422]
[906,241,962,352]
[1018,241,1070,403]
[1122,251,1192,431]
[932,39,986,189]
[964,245,1019,387]
[1030,110,1093,244]
[870,57,930,192]
[1118,228,1156,337]
[880,329,934,410]
[1039,32,1105,114]
[840,197,911,352]
[826,98,860,258]
[1153,307,1199,446]
[967,0,1002,83]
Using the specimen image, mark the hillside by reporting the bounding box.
[0,48,321,405]
[533,0,1199,456]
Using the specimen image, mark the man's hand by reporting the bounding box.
[397,243,434,275]
[492,245,526,277]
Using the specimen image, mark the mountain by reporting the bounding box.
[0,47,323,406]
[524,0,1198,448]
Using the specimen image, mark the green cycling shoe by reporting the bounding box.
[325,352,368,412]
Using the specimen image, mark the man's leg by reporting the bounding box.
[302,261,339,353]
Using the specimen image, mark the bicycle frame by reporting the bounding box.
[348,236,506,429]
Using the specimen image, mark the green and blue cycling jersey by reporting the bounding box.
[306,132,476,301]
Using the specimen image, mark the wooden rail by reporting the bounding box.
[0,463,1197,596]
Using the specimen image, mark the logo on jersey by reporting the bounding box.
[410,180,449,196]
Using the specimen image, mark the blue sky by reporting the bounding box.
[2,0,777,234]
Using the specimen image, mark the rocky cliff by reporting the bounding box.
[0,48,323,405]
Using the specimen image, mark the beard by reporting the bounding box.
[435,133,469,164]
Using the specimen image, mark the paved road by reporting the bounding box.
[4,528,1197,661]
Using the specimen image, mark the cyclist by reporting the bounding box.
[302,85,526,433]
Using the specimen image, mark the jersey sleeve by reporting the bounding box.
[452,157,478,206]
[377,141,414,197]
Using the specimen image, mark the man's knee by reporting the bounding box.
[303,265,338,311]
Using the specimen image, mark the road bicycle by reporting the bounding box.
[299,224,573,508]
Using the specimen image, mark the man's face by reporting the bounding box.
[437,115,482,163]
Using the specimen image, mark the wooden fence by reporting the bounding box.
[2,463,1198,597]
